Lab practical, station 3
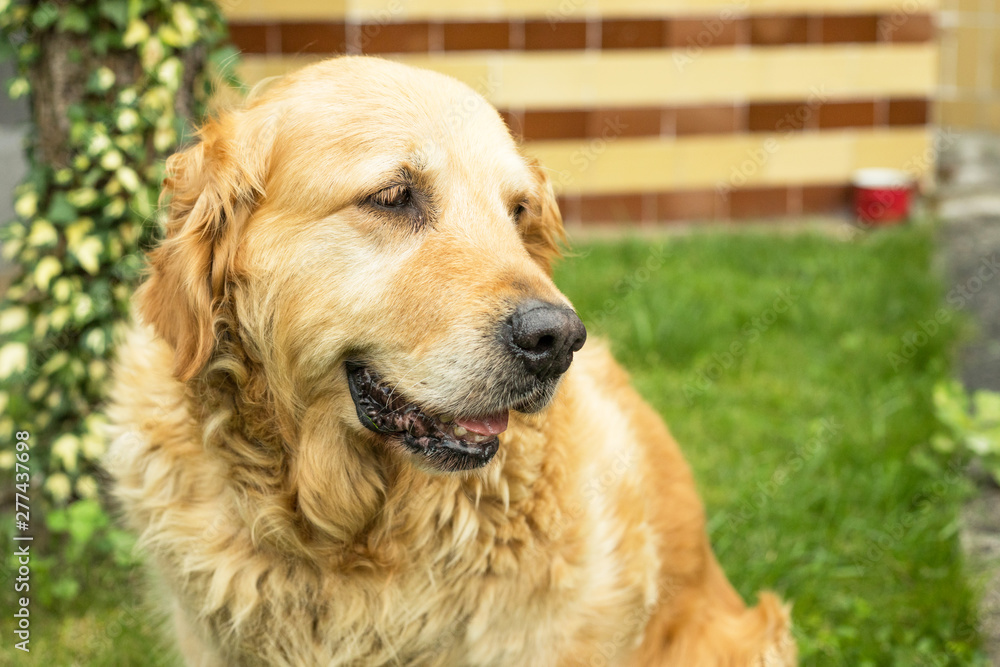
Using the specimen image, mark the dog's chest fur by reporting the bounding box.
[107,325,661,666]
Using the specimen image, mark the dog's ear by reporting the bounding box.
[521,158,565,275]
[137,115,270,381]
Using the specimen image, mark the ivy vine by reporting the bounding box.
[0,0,237,603]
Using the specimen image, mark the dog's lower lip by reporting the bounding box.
[346,363,502,470]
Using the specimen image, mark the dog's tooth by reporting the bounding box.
[453,425,467,437]
[440,415,453,423]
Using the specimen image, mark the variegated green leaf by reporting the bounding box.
[73,236,104,275]
[0,342,29,378]
[33,255,63,290]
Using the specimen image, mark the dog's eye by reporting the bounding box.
[372,184,411,209]
[511,201,528,224]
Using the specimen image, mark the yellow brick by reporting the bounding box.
[937,27,958,89]
[527,138,681,193]
[673,134,855,189]
[747,0,938,12]
[496,53,604,108]
[752,47,862,101]
[346,0,937,20]
[852,128,934,177]
[938,99,981,128]
[753,45,938,100]
[666,51,754,105]
[386,54,495,97]
[673,136,759,189]
[525,129,932,194]
[954,26,982,91]
[224,0,346,20]
[349,0,500,21]
[392,44,937,108]
[853,46,940,97]
[236,55,325,86]
[348,0,607,21]
[241,45,937,112]
[757,133,855,186]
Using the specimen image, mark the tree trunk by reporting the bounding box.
[27,23,207,168]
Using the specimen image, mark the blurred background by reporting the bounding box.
[225,0,939,224]
[4,1,1000,223]
[1,0,988,223]
[3,0,1000,664]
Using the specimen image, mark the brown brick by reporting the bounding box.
[874,99,890,125]
[888,98,930,126]
[820,15,879,43]
[675,105,740,135]
[668,17,744,48]
[750,16,808,45]
[748,102,817,132]
[729,187,789,219]
[229,23,269,54]
[787,186,804,216]
[817,101,876,129]
[580,194,646,224]
[443,22,510,51]
[524,20,588,50]
[601,19,666,49]
[557,195,581,225]
[881,13,935,42]
[280,22,347,54]
[359,22,429,54]
[588,108,662,138]
[657,189,722,221]
[522,110,589,140]
[802,184,851,214]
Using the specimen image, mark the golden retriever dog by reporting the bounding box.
[106,56,796,666]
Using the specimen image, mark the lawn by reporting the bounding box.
[3,224,988,665]
[555,224,986,665]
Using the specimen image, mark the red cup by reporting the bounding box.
[852,168,914,226]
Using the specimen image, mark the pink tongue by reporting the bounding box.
[455,411,509,436]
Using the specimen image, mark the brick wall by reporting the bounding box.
[939,0,1000,131]
[223,0,939,225]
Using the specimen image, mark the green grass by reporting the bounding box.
[1,564,178,665]
[555,225,986,665]
[3,224,987,665]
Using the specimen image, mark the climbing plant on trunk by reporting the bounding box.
[0,0,236,604]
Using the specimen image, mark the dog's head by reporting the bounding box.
[138,57,585,474]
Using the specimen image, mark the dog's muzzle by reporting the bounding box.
[346,300,586,472]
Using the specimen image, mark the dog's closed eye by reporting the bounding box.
[371,184,411,209]
[365,181,435,230]
[511,200,528,225]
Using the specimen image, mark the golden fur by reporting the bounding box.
[106,56,796,666]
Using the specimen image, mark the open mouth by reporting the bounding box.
[346,363,509,471]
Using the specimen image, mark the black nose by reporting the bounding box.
[505,299,587,380]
